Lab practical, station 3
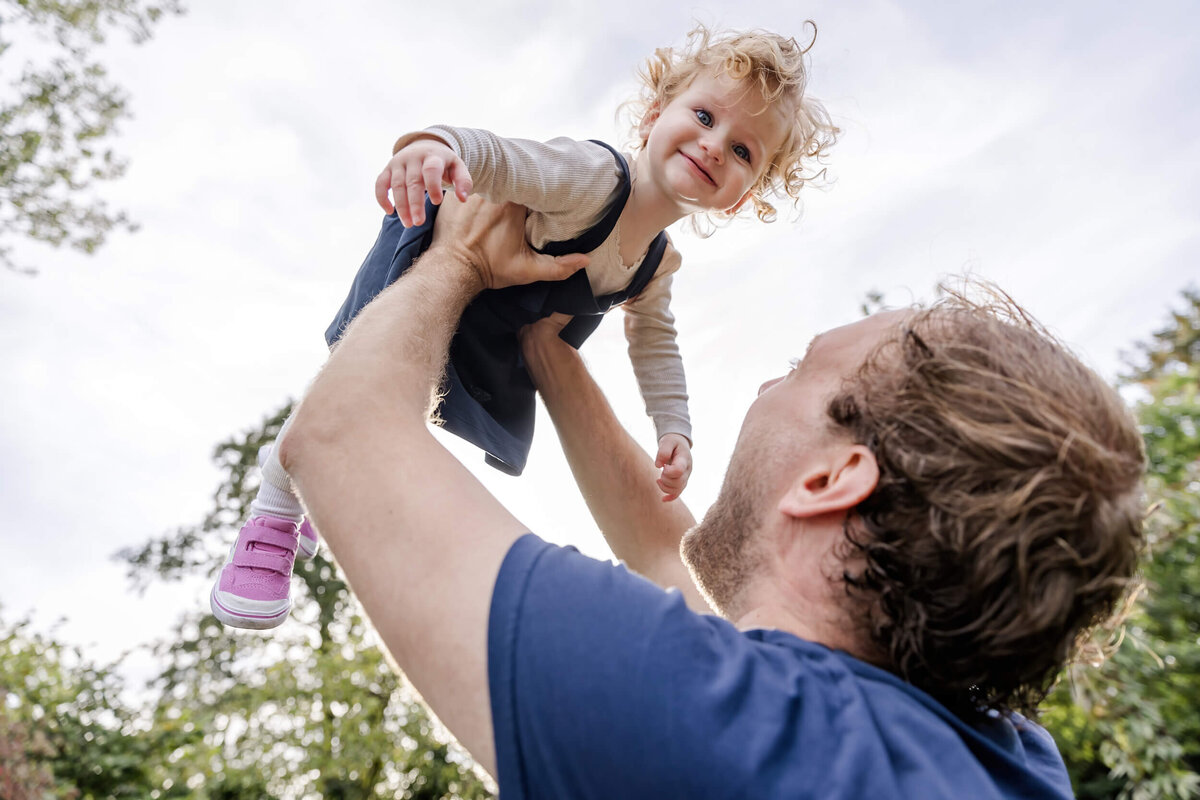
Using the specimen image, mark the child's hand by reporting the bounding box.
[375,138,473,228]
[655,433,693,502]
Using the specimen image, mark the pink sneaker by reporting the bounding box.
[209,515,299,630]
[297,518,320,560]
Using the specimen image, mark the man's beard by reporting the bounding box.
[681,451,767,619]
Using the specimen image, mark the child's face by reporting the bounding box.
[639,71,789,215]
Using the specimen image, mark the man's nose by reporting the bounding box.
[757,376,784,395]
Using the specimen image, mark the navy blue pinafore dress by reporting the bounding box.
[325,141,668,476]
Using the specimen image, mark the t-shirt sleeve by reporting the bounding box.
[487,534,828,800]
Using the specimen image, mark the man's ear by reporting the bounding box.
[638,105,661,141]
[777,445,879,519]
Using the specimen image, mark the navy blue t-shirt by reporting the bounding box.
[487,534,1074,799]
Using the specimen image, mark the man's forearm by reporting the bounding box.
[279,242,522,776]
[273,197,588,777]
[522,324,709,612]
[314,251,482,424]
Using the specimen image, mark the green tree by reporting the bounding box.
[0,612,178,799]
[0,694,62,800]
[0,0,183,274]
[120,403,494,799]
[1043,288,1200,800]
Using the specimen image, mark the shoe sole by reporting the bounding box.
[209,586,290,630]
[298,518,319,560]
[297,535,318,560]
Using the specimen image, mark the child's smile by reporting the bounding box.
[679,150,717,187]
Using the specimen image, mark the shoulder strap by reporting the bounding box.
[536,140,630,257]
[614,231,669,302]
[556,231,670,348]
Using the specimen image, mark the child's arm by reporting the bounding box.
[622,248,693,501]
[379,126,621,228]
[519,314,709,613]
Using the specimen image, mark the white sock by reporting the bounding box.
[248,439,303,523]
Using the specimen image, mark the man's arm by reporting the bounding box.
[519,316,711,613]
[278,198,582,777]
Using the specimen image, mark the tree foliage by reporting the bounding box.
[0,0,182,274]
[4,402,493,798]
[1043,287,1200,800]
[0,613,169,798]
[117,402,494,799]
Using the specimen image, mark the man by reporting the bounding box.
[280,197,1145,798]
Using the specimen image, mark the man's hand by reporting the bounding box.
[517,310,572,348]
[655,433,693,502]
[431,195,588,290]
[376,137,473,227]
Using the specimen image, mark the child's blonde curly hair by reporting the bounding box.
[628,22,839,224]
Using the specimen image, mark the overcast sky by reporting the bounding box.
[3,0,1196,682]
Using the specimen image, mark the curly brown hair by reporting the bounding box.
[626,22,839,225]
[828,287,1146,719]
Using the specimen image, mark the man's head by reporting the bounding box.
[682,288,1146,718]
[629,22,839,223]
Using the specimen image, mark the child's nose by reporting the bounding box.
[699,134,724,163]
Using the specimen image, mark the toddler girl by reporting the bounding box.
[211,23,837,629]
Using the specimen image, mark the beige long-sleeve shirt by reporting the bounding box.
[393,126,691,443]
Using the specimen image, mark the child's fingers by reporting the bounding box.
[447,158,473,201]
[375,167,395,213]
[655,442,675,468]
[422,157,445,206]
[658,462,685,498]
[406,172,428,227]
[390,170,413,227]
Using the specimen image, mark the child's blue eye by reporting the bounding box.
[733,144,751,162]
[695,109,713,126]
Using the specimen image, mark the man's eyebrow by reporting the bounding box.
[804,333,824,357]
[790,334,823,371]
